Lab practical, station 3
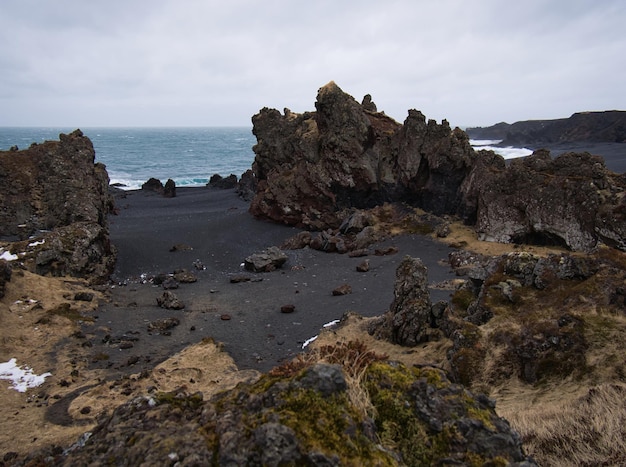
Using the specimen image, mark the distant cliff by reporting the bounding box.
[466,110,626,146]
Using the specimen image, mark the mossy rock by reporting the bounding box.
[57,356,534,466]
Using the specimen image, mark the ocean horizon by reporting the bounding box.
[0,127,532,191]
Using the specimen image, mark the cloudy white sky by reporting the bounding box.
[1,0,624,128]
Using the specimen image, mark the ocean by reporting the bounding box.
[0,127,257,190]
[0,128,531,190]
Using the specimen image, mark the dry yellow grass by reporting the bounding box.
[499,382,626,466]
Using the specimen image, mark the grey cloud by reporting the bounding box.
[0,0,624,127]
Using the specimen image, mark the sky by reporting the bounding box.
[1,0,625,128]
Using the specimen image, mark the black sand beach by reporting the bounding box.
[88,187,457,375]
[85,142,625,377]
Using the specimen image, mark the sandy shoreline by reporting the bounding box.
[92,187,458,374]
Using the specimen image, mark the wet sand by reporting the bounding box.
[88,187,457,375]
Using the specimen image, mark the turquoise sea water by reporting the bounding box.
[0,127,256,190]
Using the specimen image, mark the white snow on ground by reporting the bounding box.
[301,335,318,349]
[0,358,52,392]
[0,249,18,261]
[302,319,340,349]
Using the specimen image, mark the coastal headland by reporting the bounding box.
[0,83,625,465]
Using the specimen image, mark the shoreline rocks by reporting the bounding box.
[249,82,626,252]
[0,129,116,281]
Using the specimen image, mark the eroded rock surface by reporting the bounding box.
[250,81,477,231]
[0,130,115,280]
[249,82,626,251]
[473,150,626,251]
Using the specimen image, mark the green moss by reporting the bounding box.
[364,363,456,464]
[211,370,396,465]
[278,387,383,462]
[154,390,204,410]
[451,288,475,312]
[462,393,495,431]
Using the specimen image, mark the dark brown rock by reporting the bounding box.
[249,82,626,252]
[0,130,115,281]
[356,260,370,272]
[141,177,164,193]
[163,178,176,198]
[280,231,312,250]
[249,82,477,230]
[280,304,296,314]
[473,150,626,251]
[244,246,288,272]
[369,256,443,346]
[208,173,238,189]
[332,283,352,296]
[230,275,252,283]
[0,260,11,299]
[156,291,185,310]
[374,246,398,256]
[173,269,197,283]
[147,317,180,333]
[73,292,94,302]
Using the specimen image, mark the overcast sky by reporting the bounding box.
[1,0,624,128]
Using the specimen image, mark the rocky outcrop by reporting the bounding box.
[207,173,238,189]
[250,82,626,252]
[47,356,534,466]
[467,110,626,145]
[444,249,626,386]
[141,177,176,197]
[0,130,115,281]
[472,150,626,251]
[369,256,447,346]
[250,81,477,230]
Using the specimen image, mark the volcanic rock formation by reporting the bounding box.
[250,82,626,251]
[0,130,115,280]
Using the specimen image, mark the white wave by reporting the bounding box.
[470,139,502,146]
[470,139,533,160]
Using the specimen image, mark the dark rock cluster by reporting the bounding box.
[249,82,626,252]
[372,249,626,388]
[0,129,116,281]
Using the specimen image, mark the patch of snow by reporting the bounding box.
[0,358,52,392]
[28,239,45,247]
[323,319,340,328]
[302,335,318,349]
[0,250,18,261]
